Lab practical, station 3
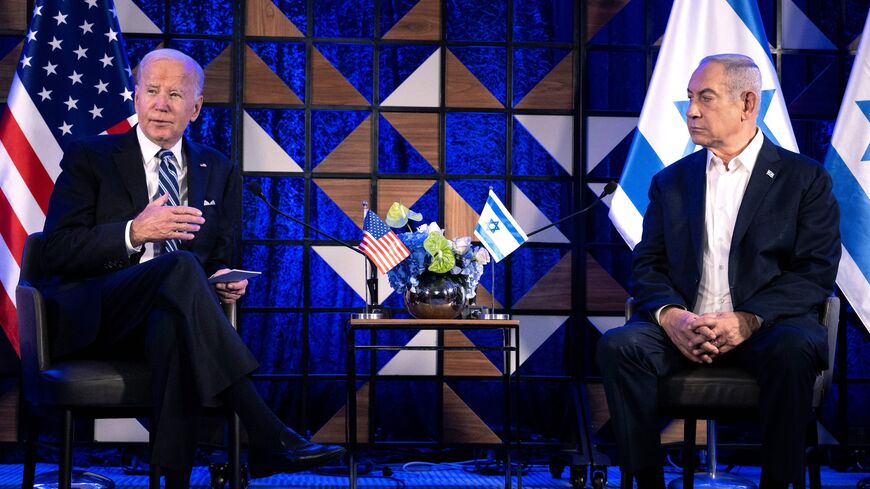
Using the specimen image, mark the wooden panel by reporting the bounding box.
[585,0,631,41]
[246,0,303,37]
[443,330,501,376]
[313,116,371,173]
[444,183,479,240]
[244,45,302,104]
[0,385,18,442]
[202,46,232,104]
[585,253,628,312]
[586,383,610,433]
[312,48,368,106]
[315,178,372,229]
[382,0,440,41]
[513,251,572,310]
[515,53,573,110]
[442,384,500,443]
[473,283,504,310]
[0,43,22,103]
[445,49,502,108]
[311,384,369,443]
[376,179,436,217]
[381,112,439,170]
[0,0,27,31]
[661,419,707,445]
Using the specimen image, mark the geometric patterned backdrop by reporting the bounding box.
[0,0,868,454]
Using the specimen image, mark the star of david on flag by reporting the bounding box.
[474,190,527,263]
[0,0,136,355]
[360,210,410,274]
[823,12,870,332]
[608,0,797,249]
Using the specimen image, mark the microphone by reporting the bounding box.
[526,181,618,237]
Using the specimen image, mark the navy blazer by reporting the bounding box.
[631,136,840,329]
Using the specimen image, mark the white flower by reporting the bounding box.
[416,222,442,234]
[474,247,491,265]
[453,236,471,254]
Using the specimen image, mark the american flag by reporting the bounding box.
[0,0,136,355]
[360,210,410,275]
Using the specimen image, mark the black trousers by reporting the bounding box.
[596,317,825,481]
[44,251,259,469]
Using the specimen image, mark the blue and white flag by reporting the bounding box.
[475,190,527,263]
[608,0,797,248]
[823,12,870,332]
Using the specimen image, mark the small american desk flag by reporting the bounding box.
[0,0,136,355]
[360,210,410,274]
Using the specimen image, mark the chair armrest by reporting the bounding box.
[222,302,237,330]
[16,283,51,399]
[625,297,636,322]
[820,295,840,394]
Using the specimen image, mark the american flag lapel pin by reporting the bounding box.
[766,169,775,179]
[200,162,207,167]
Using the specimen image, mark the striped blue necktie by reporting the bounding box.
[157,149,181,253]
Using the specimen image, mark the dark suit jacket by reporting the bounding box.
[40,127,241,355]
[631,136,840,334]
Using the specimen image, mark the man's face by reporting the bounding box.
[685,62,747,153]
[134,58,202,149]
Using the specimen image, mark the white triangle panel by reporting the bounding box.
[588,315,625,335]
[585,116,637,174]
[381,48,441,107]
[512,184,569,244]
[94,419,149,442]
[782,0,836,50]
[313,245,394,305]
[377,330,436,375]
[587,183,616,209]
[243,111,303,173]
[115,0,162,34]
[513,115,574,175]
[510,315,567,374]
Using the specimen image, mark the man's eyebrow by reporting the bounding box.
[688,87,718,96]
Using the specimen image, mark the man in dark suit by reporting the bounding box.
[39,48,343,488]
[597,54,840,489]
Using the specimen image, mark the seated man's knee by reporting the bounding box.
[596,326,636,370]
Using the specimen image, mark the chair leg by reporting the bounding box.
[148,416,160,489]
[683,418,697,489]
[20,401,37,489]
[619,469,633,489]
[806,420,821,489]
[59,410,73,489]
[228,413,241,489]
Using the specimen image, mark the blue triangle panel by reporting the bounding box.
[241,244,304,308]
[240,312,303,373]
[378,114,436,174]
[316,43,374,103]
[588,244,633,292]
[248,41,307,103]
[514,180,573,240]
[309,248,367,308]
[313,0,374,38]
[185,107,232,156]
[379,45,438,103]
[513,0,574,43]
[587,128,635,180]
[463,325,508,370]
[310,180,366,240]
[516,322,566,376]
[131,0,166,31]
[510,247,564,307]
[247,109,306,169]
[587,0,644,45]
[450,46,506,105]
[309,313,349,374]
[512,119,569,177]
[512,47,570,107]
[0,38,17,61]
[446,0,507,42]
[271,0,308,35]
[311,110,370,166]
[124,38,164,68]
[381,0,423,37]
[170,0,233,35]
[166,39,229,74]
[242,175,306,241]
[371,383,438,440]
[445,112,506,175]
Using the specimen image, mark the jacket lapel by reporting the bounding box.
[114,129,149,207]
[686,150,707,273]
[731,136,782,250]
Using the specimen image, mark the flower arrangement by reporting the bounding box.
[383,203,490,300]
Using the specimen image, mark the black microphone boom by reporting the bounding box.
[526,181,618,238]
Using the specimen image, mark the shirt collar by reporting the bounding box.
[136,125,183,169]
[706,128,763,175]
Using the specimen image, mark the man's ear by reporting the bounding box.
[742,91,758,120]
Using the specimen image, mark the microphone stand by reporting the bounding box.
[526,181,617,237]
[248,183,383,317]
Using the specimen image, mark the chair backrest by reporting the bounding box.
[16,233,52,388]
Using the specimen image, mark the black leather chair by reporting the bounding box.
[620,296,839,489]
[16,233,243,489]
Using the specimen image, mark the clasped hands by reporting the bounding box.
[659,306,760,364]
[130,194,247,304]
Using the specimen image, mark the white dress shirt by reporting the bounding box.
[125,126,189,261]
[655,129,765,323]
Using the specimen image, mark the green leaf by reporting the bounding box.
[424,232,455,273]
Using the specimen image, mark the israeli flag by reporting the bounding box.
[824,12,870,332]
[608,0,797,248]
[475,190,528,263]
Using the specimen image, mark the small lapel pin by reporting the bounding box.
[766,169,775,179]
[199,162,207,167]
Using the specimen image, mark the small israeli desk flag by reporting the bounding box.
[475,190,528,263]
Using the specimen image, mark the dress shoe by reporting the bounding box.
[162,466,192,489]
[248,428,346,478]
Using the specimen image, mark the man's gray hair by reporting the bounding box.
[136,48,204,97]
[699,53,761,100]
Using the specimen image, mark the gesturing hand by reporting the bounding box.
[130,194,205,247]
[659,306,718,364]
